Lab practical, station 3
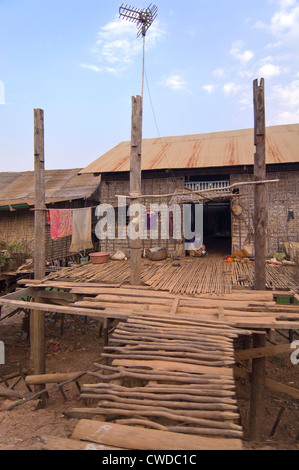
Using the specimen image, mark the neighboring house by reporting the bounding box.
[80,123,299,257]
[0,169,101,270]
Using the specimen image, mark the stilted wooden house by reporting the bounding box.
[80,123,299,258]
[0,169,101,270]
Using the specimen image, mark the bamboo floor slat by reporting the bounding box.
[42,258,297,296]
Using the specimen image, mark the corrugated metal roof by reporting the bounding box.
[0,169,101,207]
[80,124,299,174]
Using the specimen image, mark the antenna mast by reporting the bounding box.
[119,3,158,98]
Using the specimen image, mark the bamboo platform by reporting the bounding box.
[0,270,297,330]
[32,257,298,295]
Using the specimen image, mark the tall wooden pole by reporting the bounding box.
[253,78,266,290]
[130,96,143,285]
[31,108,46,392]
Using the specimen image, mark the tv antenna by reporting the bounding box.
[119,3,158,98]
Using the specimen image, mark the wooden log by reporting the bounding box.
[112,359,234,377]
[40,435,123,451]
[93,361,235,380]
[104,344,232,359]
[115,419,167,431]
[109,338,234,354]
[87,370,235,388]
[103,352,233,367]
[80,388,237,404]
[124,318,240,335]
[0,385,31,399]
[4,367,101,411]
[253,78,266,290]
[75,408,242,430]
[71,420,243,450]
[130,95,143,286]
[167,426,243,439]
[82,382,236,397]
[81,394,238,412]
[32,108,46,396]
[116,323,239,340]
[82,294,173,305]
[25,372,90,385]
[112,331,236,348]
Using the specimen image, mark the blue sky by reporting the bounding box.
[0,0,298,171]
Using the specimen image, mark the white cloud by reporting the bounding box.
[256,2,299,44]
[81,64,101,73]
[213,68,226,79]
[230,40,254,64]
[279,0,297,8]
[273,80,299,108]
[258,63,282,78]
[223,82,242,95]
[202,84,216,94]
[270,5,299,35]
[162,74,188,91]
[269,80,299,124]
[83,16,164,74]
[239,96,252,111]
[0,81,5,105]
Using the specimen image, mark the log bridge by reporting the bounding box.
[0,279,298,450]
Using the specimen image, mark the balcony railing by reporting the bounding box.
[185,180,230,192]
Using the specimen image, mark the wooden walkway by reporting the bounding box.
[42,312,246,450]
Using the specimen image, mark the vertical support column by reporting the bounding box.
[253,79,266,291]
[31,108,46,394]
[130,96,143,285]
[249,331,266,440]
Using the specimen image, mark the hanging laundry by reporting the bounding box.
[49,209,73,240]
[69,207,93,253]
[145,210,159,230]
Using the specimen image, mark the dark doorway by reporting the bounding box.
[203,202,231,257]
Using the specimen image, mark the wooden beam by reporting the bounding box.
[0,298,129,320]
[235,343,292,361]
[40,435,123,451]
[72,420,243,450]
[32,108,46,395]
[253,79,266,290]
[0,287,35,300]
[234,366,299,400]
[25,372,90,385]
[130,95,143,286]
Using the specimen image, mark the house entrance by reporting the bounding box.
[203,202,231,257]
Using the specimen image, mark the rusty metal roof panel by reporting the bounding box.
[80,124,299,174]
[0,169,101,207]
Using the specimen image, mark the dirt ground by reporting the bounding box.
[0,306,299,451]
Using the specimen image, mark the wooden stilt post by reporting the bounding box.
[249,331,266,440]
[130,95,143,286]
[253,78,266,291]
[31,108,46,396]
